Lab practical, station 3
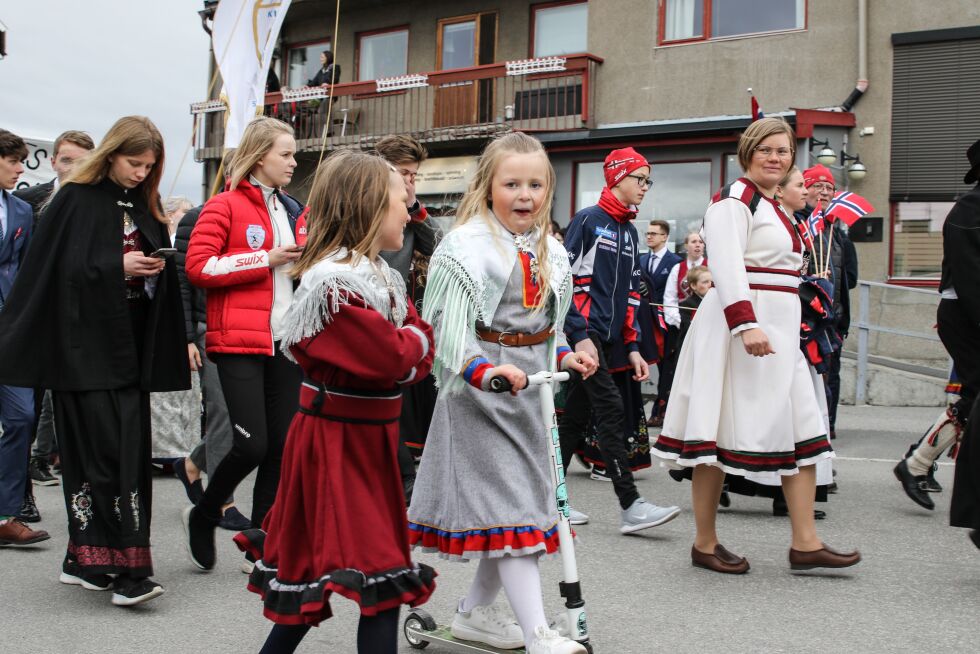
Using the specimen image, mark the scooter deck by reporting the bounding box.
[405,623,526,653]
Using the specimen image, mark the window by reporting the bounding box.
[890,202,949,281]
[357,27,409,80]
[574,159,712,253]
[661,0,804,44]
[532,1,588,57]
[286,41,331,89]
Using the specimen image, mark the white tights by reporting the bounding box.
[461,554,547,649]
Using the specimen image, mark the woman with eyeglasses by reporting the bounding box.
[652,117,860,574]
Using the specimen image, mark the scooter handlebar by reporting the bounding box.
[488,370,576,393]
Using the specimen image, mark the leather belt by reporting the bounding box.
[476,327,554,347]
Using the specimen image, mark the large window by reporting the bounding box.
[532,1,588,57]
[357,26,409,80]
[286,40,330,88]
[660,0,804,44]
[574,159,712,253]
[890,202,949,281]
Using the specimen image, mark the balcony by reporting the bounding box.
[191,54,601,160]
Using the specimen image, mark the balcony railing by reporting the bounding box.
[191,54,602,160]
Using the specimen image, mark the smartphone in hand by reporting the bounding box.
[150,247,178,258]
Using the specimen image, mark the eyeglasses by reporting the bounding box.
[399,169,418,183]
[627,174,653,188]
[753,146,793,159]
[646,231,665,237]
[809,182,835,192]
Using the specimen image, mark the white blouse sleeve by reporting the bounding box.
[703,198,759,336]
[663,264,681,328]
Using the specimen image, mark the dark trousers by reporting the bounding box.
[32,389,57,458]
[558,334,640,510]
[652,327,679,419]
[938,299,980,530]
[188,331,235,503]
[197,347,301,528]
[825,348,843,431]
[0,384,34,516]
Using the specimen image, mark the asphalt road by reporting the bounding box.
[2,405,977,653]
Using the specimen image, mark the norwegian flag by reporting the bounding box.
[795,201,824,252]
[825,191,875,227]
[750,95,764,122]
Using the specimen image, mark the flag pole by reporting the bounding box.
[824,221,835,276]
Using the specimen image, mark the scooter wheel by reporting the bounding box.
[403,609,436,649]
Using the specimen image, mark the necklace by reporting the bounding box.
[513,232,540,285]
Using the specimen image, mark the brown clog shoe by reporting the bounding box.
[691,544,750,574]
[789,543,861,570]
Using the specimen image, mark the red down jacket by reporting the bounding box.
[186,179,307,355]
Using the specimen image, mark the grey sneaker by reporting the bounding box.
[567,507,589,525]
[451,601,524,649]
[620,498,680,534]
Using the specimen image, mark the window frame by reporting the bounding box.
[354,24,410,81]
[887,201,944,288]
[657,0,808,47]
[283,38,332,89]
[529,0,589,59]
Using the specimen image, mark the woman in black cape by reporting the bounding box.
[0,116,189,606]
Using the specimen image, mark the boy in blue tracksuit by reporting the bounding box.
[560,147,680,534]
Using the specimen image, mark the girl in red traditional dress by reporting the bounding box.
[234,150,436,653]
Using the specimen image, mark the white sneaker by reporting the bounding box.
[620,498,681,534]
[567,507,589,525]
[589,466,613,482]
[451,601,524,649]
[528,625,587,654]
[240,559,255,574]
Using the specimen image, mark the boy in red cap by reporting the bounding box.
[801,164,858,441]
[560,147,681,533]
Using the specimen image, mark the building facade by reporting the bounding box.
[193,0,980,296]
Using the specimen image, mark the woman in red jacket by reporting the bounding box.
[183,117,306,570]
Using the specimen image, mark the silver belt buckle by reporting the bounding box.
[497,330,513,347]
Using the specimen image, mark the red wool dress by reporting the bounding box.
[235,294,437,626]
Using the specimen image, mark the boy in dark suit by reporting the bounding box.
[639,219,681,425]
[0,129,47,546]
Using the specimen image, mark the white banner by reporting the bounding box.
[13,137,55,192]
[212,0,291,149]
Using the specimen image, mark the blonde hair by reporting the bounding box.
[163,195,192,216]
[685,265,711,287]
[736,117,796,172]
[229,117,294,190]
[64,116,167,222]
[777,165,801,189]
[291,150,395,278]
[456,132,557,307]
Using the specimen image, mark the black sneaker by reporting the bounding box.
[218,506,252,532]
[29,456,59,486]
[111,577,164,606]
[60,561,112,591]
[19,488,41,523]
[182,505,217,570]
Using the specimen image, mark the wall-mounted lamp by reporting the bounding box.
[841,152,867,182]
[809,138,838,165]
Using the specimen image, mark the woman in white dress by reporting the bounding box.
[652,118,860,574]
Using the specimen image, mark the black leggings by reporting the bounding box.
[259,608,401,654]
[197,348,301,527]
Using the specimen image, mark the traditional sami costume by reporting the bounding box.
[653,178,833,476]
[234,250,437,625]
[407,216,573,560]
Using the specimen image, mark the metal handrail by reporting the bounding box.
[854,279,944,404]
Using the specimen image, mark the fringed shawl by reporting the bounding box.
[278,248,408,361]
[422,216,572,393]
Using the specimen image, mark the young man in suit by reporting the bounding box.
[639,219,682,425]
[0,129,48,546]
[14,130,94,224]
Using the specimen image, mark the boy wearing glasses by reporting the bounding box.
[640,220,682,424]
[561,147,681,533]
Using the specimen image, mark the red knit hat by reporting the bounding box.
[603,148,649,188]
[803,164,837,189]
